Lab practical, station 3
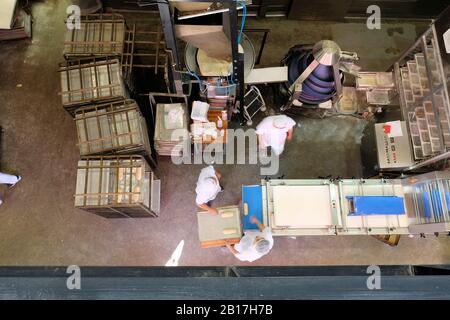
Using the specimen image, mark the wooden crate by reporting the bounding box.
[59,57,126,115]
[74,155,160,218]
[74,99,151,158]
[197,205,242,248]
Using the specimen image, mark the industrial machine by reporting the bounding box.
[241,171,450,237]
[389,6,450,171]
[371,6,450,172]
[159,0,249,110]
[278,40,359,111]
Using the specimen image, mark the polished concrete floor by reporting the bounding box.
[0,0,449,266]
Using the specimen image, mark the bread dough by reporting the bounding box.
[272,185,333,228]
[221,212,234,218]
[197,49,232,76]
[222,228,237,235]
[196,44,243,76]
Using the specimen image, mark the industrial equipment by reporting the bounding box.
[240,171,450,236]
[391,6,450,170]
[279,40,359,111]
[184,32,255,79]
[363,7,450,173]
[158,1,246,112]
[375,121,414,170]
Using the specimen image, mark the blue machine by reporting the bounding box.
[422,191,450,219]
[242,185,264,230]
[346,196,405,216]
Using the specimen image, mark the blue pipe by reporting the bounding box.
[237,0,246,45]
[188,71,204,91]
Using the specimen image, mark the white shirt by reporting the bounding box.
[234,227,274,262]
[255,115,296,155]
[195,165,221,205]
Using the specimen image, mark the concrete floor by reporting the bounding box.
[0,0,449,266]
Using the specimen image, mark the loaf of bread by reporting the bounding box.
[221,211,234,218]
[244,203,249,216]
[222,228,237,235]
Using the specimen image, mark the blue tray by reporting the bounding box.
[242,185,264,230]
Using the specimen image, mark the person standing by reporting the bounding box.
[195,165,223,215]
[0,172,21,206]
[226,216,274,262]
[255,115,296,156]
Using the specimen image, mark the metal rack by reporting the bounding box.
[63,13,168,77]
[64,14,126,58]
[402,171,450,233]
[243,85,266,126]
[74,155,160,218]
[74,99,152,158]
[393,9,450,166]
[59,56,126,115]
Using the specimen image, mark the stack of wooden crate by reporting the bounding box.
[58,14,161,218]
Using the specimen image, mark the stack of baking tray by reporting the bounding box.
[63,13,126,59]
[74,99,151,158]
[59,57,126,115]
[75,155,160,218]
[400,47,448,159]
[60,14,129,117]
[395,25,450,161]
[154,103,189,156]
[62,13,167,80]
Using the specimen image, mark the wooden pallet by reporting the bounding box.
[372,234,401,246]
[201,238,241,249]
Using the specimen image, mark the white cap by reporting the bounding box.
[273,116,289,129]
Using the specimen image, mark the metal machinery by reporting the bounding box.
[279,40,359,111]
[158,0,249,117]
[373,7,450,172]
[245,171,450,236]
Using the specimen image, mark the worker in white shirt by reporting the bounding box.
[226,216,274,262]
[195,165,223,215]
[0,172,22,206]
[255,115,296,156]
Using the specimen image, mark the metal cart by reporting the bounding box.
[74,155,160,218]
[74,99,152,159]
